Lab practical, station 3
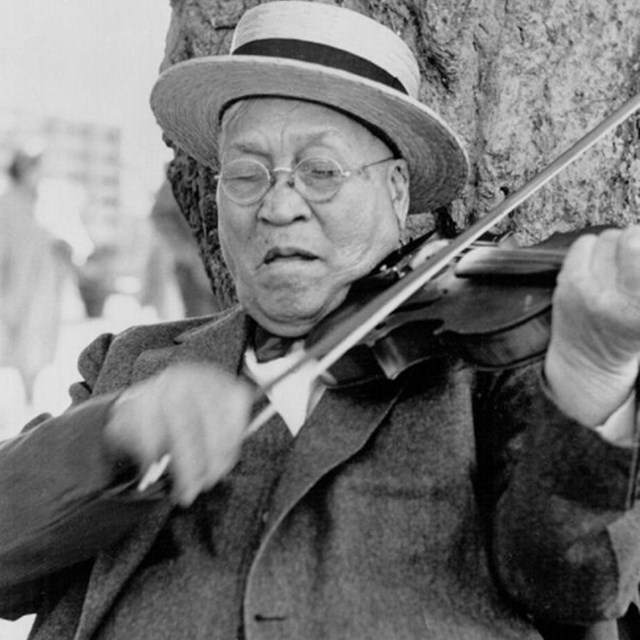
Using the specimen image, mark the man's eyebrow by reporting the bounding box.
[222,141,270,159]
[224,140,265,153]
[293,129,344,147]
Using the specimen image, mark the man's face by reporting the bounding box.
[217,98,409,336]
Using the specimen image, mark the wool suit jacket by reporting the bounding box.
[1,307,640,639]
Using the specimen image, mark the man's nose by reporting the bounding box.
[258,170,310,224]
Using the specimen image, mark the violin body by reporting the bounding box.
[309,226,613,385]
[372,268,554,375]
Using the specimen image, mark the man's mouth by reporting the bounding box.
[263,247,318,264]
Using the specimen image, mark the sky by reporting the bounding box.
[0,0,174,214]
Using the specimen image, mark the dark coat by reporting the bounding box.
[1,308,639,639]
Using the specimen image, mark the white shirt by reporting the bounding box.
[244,341,327,435]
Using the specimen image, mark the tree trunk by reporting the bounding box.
[159,0,640,307]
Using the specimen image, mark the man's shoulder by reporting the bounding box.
[78,308,242,392]
[112,306,242,350]
[77,307,244,385]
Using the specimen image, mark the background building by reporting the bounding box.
[0,105,121,220]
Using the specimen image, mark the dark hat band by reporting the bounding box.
[233,39,408,95]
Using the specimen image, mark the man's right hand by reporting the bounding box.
[104,363,254,506]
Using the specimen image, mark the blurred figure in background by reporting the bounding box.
[77,243,119,318]
[0,149,74,404]
[140,176,218,318]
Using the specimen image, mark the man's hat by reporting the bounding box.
[150,0,469,213]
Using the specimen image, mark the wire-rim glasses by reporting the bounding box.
[215,156,396,205]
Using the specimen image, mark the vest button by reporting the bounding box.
[254,613,286,622]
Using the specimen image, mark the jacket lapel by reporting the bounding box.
[73,503,172,640]
[74,309,249,640]
[263,378,406,535]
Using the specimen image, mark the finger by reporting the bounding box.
[615,225,640,294]
[586,228,620,291]
[555,232,597,298]
[164,403,209,507]
[163,366,252,504]
[560,232,596,274]
[198,377,253,489]
[106,385,168,471]
[167,433,206,507]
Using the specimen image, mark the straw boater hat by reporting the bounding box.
[150,0,469,214]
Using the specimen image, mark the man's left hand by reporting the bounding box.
[545,225,640,427]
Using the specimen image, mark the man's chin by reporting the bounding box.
[249,295,336,337]
[243,277,351,336]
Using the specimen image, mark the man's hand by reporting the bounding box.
[545,226,640,427]
[105,363,254,506]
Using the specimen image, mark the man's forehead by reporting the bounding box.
[219,97,388,152]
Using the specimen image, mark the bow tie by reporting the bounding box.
[253,324,300,362]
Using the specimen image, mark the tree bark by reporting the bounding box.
[159,0,640,307]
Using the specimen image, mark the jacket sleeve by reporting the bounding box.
[0,334,166,619]
[475,361,640,626]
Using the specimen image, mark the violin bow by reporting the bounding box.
[138,93,640,491]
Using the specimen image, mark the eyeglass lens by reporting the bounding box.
[219,157,347,204]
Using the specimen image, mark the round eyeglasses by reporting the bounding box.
[215,156,396,205]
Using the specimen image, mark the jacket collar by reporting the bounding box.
[128,306,249,384]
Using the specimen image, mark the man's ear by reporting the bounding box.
[388,159,410,229]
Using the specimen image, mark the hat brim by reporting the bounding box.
[151,55,469,213]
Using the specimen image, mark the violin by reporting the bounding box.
[306,225,615,385]
[248,93,640,420]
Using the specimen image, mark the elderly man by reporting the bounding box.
[1,2,640,639]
